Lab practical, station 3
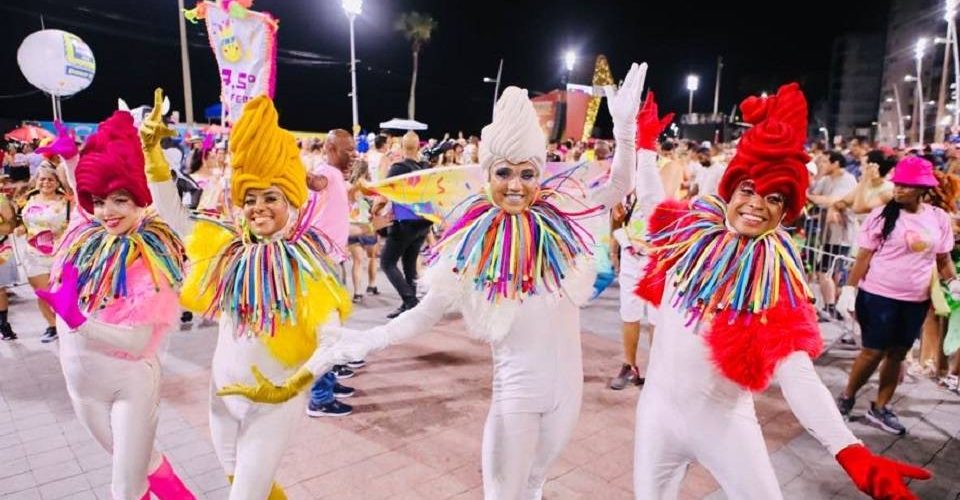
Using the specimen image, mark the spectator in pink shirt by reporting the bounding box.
[307,129,355,265]
[305,128,362,418]
[836,156,960,435]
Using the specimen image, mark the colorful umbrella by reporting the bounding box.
[4,125,54,143]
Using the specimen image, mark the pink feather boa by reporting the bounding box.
[95,259,180,360]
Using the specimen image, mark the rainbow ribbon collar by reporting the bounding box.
[429,190,599,303]
[648,195,813,325]
[56,214,185,313]
[193,215,342,337]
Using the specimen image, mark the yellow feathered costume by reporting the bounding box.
[180,96,349,368]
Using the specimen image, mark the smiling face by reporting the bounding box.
[36,168,60,196]
[725,180,785,237]
[242,186,291,237]
[92,190,142,235]
[488,161,539,214]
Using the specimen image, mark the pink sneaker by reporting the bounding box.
[147,456,196,500]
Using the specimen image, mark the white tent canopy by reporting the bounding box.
[379,118,428,131]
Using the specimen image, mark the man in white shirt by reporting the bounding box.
[366,135,388,183]
[807,151,858,319]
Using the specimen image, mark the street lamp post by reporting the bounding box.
[342,0,362,137]
[564,50,577,80]
[483,58,504,119]
[177,0,194,125]
[947,0,960,130]
[916,37,928,145]
[893,84,907,148]
[553,50,576,143]
[686,74,699,115]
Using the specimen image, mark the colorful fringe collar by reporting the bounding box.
[429,191,599,303]
[56,214,185,313]
[193,215,342,337]
[648,195,813,324]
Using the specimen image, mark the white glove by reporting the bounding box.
[949,279,960,300]
[326,326,388,365]
[605,62,648,143]
[836,286,857,319]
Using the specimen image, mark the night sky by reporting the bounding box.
[1,0,890,137]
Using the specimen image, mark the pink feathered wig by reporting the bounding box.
[75,111,152,214]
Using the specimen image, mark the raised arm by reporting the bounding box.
[590,63,647,209]
[633,91,674,216]
[140,88,195,236]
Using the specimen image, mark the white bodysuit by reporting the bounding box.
[56,159,178,500]
[631,152,860,499]
[339,143,636,500]
[150,181,340,500]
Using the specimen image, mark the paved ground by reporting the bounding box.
[1,274,959,500]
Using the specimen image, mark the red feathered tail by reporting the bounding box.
[634,199,690,306]
[704,297,822,392]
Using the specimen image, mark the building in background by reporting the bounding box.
[825,34,885,142]
[876,0,947,146]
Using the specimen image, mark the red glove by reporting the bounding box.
[36,121,78,160]
[836,444,931,500]
[635,91,674,151]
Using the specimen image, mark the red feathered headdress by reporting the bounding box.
[718,83,811,221]
[75,111,152,214]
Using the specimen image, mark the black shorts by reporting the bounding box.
[855,289,930,350]
[817,244,850,273]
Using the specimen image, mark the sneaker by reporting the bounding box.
[866,403,906,435]
[306,399,353,418]
[0,322,17,341]
[938,374,959,394]
[346,359,366,369]
[836,393,855,418]
[352,294,363,304]
[332,365,355,379]
[817,309,831,323]
[366,286,380,296]
[609,364,642,390]
[40,327,58,344]
[386,302,413,319]
[333,383,355,398]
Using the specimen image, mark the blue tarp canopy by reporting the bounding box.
[204,103,222,121]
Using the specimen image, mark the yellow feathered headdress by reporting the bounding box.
[229,96,308,208]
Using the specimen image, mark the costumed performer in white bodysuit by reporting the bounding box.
[148,93,351,500]
[631,83,932,500]
[326,63,653,500]
[36,107,195,499]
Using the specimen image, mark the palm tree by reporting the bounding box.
[394,11,437,120]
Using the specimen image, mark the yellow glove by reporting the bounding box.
[216,365,314,404]
[139,88,176,183]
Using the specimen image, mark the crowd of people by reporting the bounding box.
[0,71,953,499]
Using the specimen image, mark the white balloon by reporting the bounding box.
[17,29,96,97]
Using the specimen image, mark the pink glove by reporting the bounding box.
[836,444,931,500]
[35,121,78,160]
[35,263,87,329]
[635,91,674,151]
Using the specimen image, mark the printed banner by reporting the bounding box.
[201,2,278,124]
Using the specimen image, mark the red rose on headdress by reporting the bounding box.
[719,83,811,221]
